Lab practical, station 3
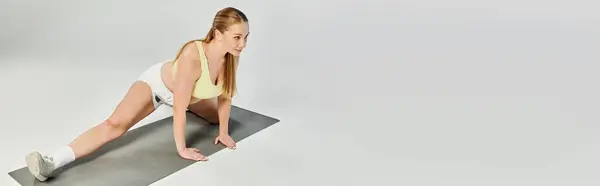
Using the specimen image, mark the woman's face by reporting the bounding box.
[219,22,250,57]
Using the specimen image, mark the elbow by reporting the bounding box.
[172,92,190,113]
[172,99,188,116]
[173,100,189,114]
[218,97,231,107]
[218,94,232,102]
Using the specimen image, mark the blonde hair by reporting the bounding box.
[173,7,248,98]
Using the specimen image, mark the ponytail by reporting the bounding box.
[222,52,237,98]
[204,26,237,98]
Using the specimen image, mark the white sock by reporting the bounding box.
[49,146,75,169]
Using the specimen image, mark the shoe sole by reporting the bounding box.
[25,152,48,182]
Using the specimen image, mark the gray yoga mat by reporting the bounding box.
[8,105,280,186]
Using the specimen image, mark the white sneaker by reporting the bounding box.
[25,151,56,182]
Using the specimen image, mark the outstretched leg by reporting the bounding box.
[68,81,156,158]
[187,97,219,124]
[25,81,156,181]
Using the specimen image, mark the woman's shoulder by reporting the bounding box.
[177,40,202,62]
[172,40,203,77]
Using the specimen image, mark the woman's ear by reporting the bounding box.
[214,28,224,41]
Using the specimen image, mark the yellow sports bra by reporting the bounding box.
[171,40,223,99]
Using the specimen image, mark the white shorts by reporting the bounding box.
[136,61,175,109]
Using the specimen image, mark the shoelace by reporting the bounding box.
[42,155,54,162]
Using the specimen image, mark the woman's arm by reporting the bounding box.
[172,43,202,152]
[217,94,232,135]
[214,93,236,149]
[217,59,238,136]
[213,59,238,149]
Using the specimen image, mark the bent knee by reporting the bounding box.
[200,111,219,124]
[101,117,131,140]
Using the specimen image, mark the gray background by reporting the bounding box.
[1,0,599,185]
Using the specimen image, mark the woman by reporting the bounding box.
[24,7,250,182]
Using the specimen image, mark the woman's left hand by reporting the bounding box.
[215,133,237,150]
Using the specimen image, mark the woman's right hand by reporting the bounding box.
[178,148,208,161]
